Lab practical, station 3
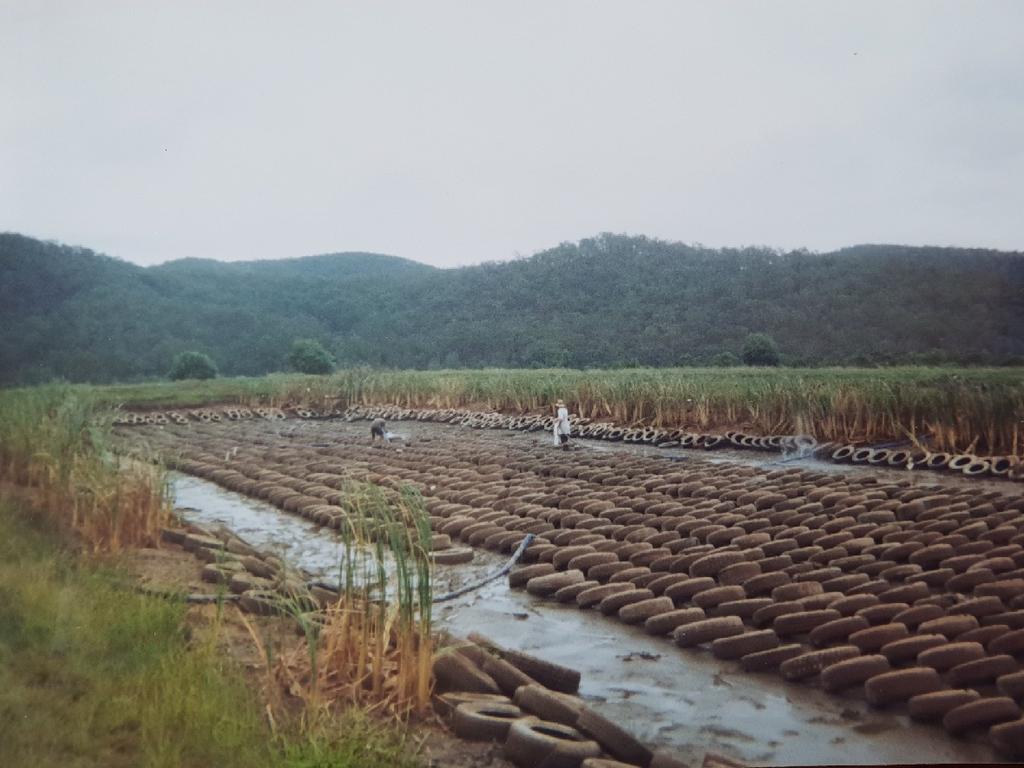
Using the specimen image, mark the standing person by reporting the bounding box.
[553,399,571,450]
[370,417,389,444]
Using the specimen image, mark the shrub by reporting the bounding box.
[711,352,741,367]
[289,339,336,375]
[741,334,780,366]
[168,351,218,380]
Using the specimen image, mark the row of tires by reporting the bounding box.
[117,419,1024,756]
[341,403,817,453]
[343,404,1020,481]
[112,406,290,426]
[115,401,1021,483]
[828,443,1022,480]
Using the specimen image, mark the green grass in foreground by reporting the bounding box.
[0,498,423,768]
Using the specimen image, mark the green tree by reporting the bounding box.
[742,333,780,366]
[289,338,335,374]
[168,351,218,380]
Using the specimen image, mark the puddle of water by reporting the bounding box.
[170,472,508,597]
[171,472,1005,766]
[173,472,350,581]
[433,567,1002,766]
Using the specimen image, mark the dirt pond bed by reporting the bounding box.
[116,417,1024,765]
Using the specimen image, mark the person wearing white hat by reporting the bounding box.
[552,399,571,450]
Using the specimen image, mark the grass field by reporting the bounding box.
[58,366,1024,455]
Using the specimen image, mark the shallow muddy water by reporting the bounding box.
[171,472,1006,766]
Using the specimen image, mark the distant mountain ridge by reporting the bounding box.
[1,231,1022,384]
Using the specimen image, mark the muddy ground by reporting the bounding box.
[118,416,1024,766]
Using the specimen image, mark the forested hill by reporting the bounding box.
[2,231,1022,384]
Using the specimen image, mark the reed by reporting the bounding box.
[321,367,1024,455]
[0,385,171,551]
[65,365,1024,455]
[276,481,434,721]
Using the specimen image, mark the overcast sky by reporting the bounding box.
[3,1,1022,267]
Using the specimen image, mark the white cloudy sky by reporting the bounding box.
[2,1,1022,267]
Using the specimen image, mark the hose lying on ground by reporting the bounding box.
[431,533,537,603]
[307,534,537,604]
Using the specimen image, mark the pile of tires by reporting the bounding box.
[434,634,677,767]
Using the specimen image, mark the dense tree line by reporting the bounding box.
[1,231,1022,384]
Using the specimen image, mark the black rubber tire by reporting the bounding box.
[849,623,910,652]
[878,582,931,604]
[673,616,745,647]
[917,641,986,671]
[510,563,556,588]
[821,654,891,692]
[554,579,600,603]
[780,645,861,682]
[689,551,747,578]
[644,607,706,636]
[856,603,911,625]
[828,594,880,618]
[892,604,945,630]
[503,718,602,767]
[646,573,690,596]
[664,576,718,603]
[743,571,790,597]
[948,654,1020,687]
[943,696,1021,735]
[960,624,1011,647]
[575,706,654,767]
[719,561,762,586]
[570,551,621,574]
[752,601,803,628]
[997,671,1024,699]
[880,633,948,665]
[469,634,582,694]
[809,616,870,647]
[452,700,525,741]
[577,582,634,608]
[865,667,943,707]
[989,629,1024,657]
[527,569,586,597]
[740,643,805,672]
[481,654,537,696]
[773,609,842,637]
[599,588,655,616]
[908,689,981,721]
[619,596,675,625]
[712,597,774,621]
[513,684,583,726]
[692,585,747,610]
[711,629,780,660]
[432,652,502,695]
[435,691,511,719]
[772,581,823,601]
[990,718,1024,758]
[917,618,978,638]
[948,595,1006,618]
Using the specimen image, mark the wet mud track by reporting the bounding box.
[120,418,1024,765]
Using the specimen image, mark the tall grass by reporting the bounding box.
[83,367,1024,455]
[277,482,434,721]
[0,385,171,551]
